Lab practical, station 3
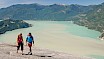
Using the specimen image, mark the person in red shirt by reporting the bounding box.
[17,33,24,54]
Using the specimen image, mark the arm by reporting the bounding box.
[17,35,19,43]
[22,36,24,45]
[16,38,18,46]
[32,36,34,44]
[26,37,28,45]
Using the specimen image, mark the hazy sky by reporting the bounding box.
[0,0,104,8]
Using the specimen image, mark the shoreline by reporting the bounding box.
[0,21,104,59]
[0,20,31,35]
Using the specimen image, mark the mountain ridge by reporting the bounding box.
[73,2,104,32]
[0,3,92,20]
[0,3,104,32]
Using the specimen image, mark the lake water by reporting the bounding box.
[0,21,104,59]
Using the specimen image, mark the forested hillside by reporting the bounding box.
[73,3,104,32]
[0,3,104,32]
[0,4,91,20]
[0,19,31,34]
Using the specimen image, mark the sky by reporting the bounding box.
[0,0,104,8]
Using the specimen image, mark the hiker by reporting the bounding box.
[26,33,34,55]
[16,33,24,54]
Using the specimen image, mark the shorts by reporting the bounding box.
[28,43,32,47]
[17,42,23,51]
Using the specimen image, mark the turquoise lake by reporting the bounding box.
[0,21,104,59]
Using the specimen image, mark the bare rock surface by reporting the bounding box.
[0,43,94,59]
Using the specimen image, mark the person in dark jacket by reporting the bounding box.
[26,33,34,55]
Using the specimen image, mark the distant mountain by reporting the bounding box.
[0,3,92,20]
[0,19,31,34]
[73,3,104,32]
[0,3,104,32]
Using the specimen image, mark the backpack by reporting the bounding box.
[27,36,33,43]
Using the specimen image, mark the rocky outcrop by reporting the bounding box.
[0,19,31,34]
[0,43,94,59]
[99,32,104,38]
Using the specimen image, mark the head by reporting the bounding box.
[28,33,32,36]
[18,33,22,38]
[20,33,22,36]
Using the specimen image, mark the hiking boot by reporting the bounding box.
[28,52,32,55]
[28,52,30,54]
[30,53,32,55]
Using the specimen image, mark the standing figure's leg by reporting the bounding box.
[21,43,24,54]
[30,47,32,55]
[28,43,32,55]
[17,43,20,53]
[30,47,31,52]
